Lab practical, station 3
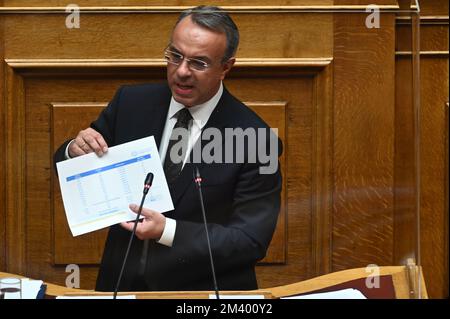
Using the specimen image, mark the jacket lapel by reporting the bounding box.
[151,111,170,152]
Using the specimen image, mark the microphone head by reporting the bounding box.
[193,167,202,186]
[145,173,154,186]
[195,167,201,179]
[143,173,154,194]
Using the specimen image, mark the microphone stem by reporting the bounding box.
[113,192,147,299]
[197,183,220,299]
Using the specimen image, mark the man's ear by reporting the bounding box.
[220,57,236,80]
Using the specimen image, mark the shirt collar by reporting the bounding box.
[168,82,223,130]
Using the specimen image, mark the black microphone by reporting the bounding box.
[113,172,154,299]
[193,167,220,299]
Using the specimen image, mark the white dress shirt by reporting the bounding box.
[66,83,224,247]
[157,82,223,247]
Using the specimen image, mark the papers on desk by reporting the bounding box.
[21,279,44,299]
[56,295,136,299]
[1,279,44,299]
[209,294,265,299]
[56,136,174,236]
[282,288,367,299]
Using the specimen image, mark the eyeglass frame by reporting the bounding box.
[163,45,226,72]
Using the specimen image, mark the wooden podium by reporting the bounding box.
[0,266,428,299]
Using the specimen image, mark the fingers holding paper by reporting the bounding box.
[69,127,109,158]
[120,204,166,240]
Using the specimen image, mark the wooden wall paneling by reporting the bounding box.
[3,13,175,59]
[334,0,398,5]
[332,13,396,270]
[245,102,287,264]
[23,71,166,288]
[5,1,425,8]
[224,62,333,288]
[0,8,6,271]
[396,17,449,54]
[4,64,27,275]
[419,0,449,16]
[311,61,333,276]
[50,104,107,265]
[445,101,449,299]
[1,4,414,290]
[9,59,331,289]
[50,101,287,266]
[244,72,315,287]
[394,14,416,270]
[395,13,449,298]
[419,56,449,299]
[0,6,335,289]
[417,11,449,299]
[394,52,416,267]
[2,0,336,6]
[2,12,332,60]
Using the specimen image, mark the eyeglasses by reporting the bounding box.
[164,48,211,72]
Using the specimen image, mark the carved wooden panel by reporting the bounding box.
[2,59,329,289]
[25,75,155,286]
[246,102,287,264]
[51,104,108,265]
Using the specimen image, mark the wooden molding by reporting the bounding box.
[51,102,107,108]
[5,58,333,69]
[4,64,27,275]
[396,51,449,57]
[0,7,6,271]
[311,59,333,276]
[0,5,403,14]
[396,16,449,25]
[445,101,449,299]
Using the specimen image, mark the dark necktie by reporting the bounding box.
[138,108,193,281]
[163,108,192,183]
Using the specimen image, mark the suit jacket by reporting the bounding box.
[54,83,282,291]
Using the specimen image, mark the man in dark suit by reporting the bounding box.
[54,6,282,291]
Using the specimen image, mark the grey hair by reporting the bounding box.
[175,6,239,63]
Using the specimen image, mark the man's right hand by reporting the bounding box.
[68,128,109,158]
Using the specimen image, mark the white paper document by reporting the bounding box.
[281,288,367,299]
[56,295,136,299]
[1,278,43,299]
[21,278,44,299]
[56,136,174,236]
[209,294,265,299]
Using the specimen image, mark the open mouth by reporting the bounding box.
[175,83,194,95]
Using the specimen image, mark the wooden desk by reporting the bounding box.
[1,266,427,299]
[268,266,428,299]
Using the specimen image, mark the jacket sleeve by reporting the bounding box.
[161,130,283,277]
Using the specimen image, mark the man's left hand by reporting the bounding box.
[120,204,166,240]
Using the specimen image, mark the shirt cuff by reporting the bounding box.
[156,217,176,247]
[65,139,75,159]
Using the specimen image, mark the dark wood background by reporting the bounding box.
[0,0,448,298]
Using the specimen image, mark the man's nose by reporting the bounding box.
[176,59,192,78]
